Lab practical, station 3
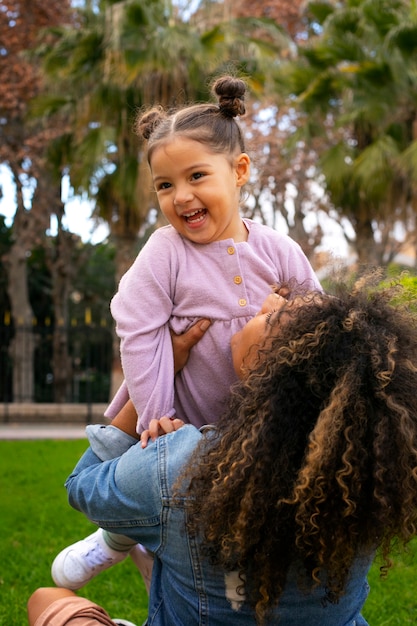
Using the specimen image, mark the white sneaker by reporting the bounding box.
[51,529,130,589]
[112,620,138,626]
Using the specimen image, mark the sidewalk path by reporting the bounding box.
[0,423,87,440]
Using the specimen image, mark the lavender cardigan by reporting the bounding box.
[106,219,321,431]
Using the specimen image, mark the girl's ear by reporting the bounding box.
[235,153,251,187]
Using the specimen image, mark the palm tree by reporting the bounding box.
[35,0,289,279]
[276,0,417,266]
[34,0,290,397]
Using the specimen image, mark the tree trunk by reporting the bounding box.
[42,179,78,403]
[352,206,380,267]
[4,197,36,401]
[6,266,36,401]
[49,226,75,403]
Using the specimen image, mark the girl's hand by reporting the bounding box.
[141,416,185,448]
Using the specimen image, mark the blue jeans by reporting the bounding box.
[66,424,372,626]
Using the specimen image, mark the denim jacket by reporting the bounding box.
[65,424,371,626]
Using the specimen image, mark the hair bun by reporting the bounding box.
[212,76,246,118]
[136,107,165,140]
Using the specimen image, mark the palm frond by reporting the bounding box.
[352,134,399,200]
[305,1,336,26]
[399,139,417,188]
[386,22,417,56]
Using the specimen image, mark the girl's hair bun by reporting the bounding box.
[136,106,166,140]
[212,76,247,118]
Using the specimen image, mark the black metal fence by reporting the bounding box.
[0,323,113,404]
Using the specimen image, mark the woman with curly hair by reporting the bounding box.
[29,274,417,625]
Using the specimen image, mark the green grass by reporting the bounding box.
[363,548,417,624]
[1,439,416,624]
[0,439,148,625]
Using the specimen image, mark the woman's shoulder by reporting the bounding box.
[164,424,203,451]
[160,425,204,477]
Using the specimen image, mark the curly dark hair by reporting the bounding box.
[182,273,417,624]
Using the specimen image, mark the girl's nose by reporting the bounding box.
[174,184,193,206]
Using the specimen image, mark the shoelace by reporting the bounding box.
[82,542,114,568]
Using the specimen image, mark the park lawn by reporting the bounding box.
[0,439,148,626]
[1,439,416,625]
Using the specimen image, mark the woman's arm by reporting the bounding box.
[109,317,211,439]
[65,424,202,546]
[172,318,211,374]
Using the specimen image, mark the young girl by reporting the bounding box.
[52,75,321,590]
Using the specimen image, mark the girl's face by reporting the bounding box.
[231,293,287,378]
[150,137,250,244]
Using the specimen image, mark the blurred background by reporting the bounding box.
[2,0,417,409]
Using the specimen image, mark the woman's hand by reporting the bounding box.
[171,318,211,374]
[141,416,186,448]
[140,317,210,446]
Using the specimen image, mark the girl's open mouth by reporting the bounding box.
[183,209,207,224]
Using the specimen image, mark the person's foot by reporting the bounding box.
[51,529,130,590]
[112,620,138,626]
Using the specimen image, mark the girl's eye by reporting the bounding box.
[265,311,279,328]
[191,172,204,181]
[157,182,171,190]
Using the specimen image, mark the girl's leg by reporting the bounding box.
[51,529,135,590]
[102,530,137,552]
[129,544,154,594]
